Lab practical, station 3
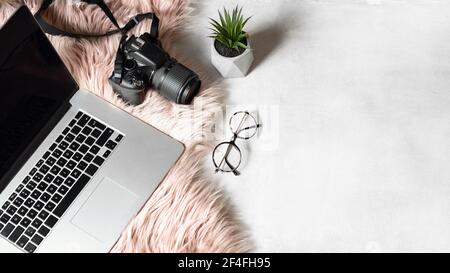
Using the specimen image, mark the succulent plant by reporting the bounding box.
[209,6,251,50]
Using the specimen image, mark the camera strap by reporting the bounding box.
[34,0,159,40]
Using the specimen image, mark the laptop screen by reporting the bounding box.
[0,6,78,192]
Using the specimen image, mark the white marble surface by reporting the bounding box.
[176,0,450,252]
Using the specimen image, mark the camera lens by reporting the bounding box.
[152,62,201,105]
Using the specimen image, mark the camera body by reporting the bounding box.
[109,33,201,105]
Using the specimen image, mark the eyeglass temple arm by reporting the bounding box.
[236,124,261,136]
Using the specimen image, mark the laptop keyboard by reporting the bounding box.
[0,111,123,253]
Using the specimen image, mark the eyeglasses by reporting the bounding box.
[212,111,261,176]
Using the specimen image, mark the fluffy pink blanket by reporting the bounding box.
[0,0,251,252]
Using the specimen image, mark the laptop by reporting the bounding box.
[0,6,184,253]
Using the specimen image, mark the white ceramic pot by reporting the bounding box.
[210,38,254,78]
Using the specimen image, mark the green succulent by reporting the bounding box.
[209,6,251,50]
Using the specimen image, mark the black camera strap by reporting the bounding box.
[34,0,160,89]
[34,0,159,40]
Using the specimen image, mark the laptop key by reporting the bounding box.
[38,182,49,191]
[27,209,38,219]
[42,152,50,160]
[115,134,123,142]
[20,189,31,199]
[49,143,57,151]
[46,185,57,194]
[8,226,24,243]
[33,201,44,211]
[24,199,35,208]
[105,140,117,150]
[13,197,24,207]
[77,114,90,126]
[51,194,62,203]
[76,135,87,144]
[38,210,49,221]
[25,227,36,237]
[64,177,75,187]
[75,112,83,119]
[31,190,41,199]
[50,166,61,176]
[66,160,77,170]
[58,141,69,150]
[44,202,56,212]
[89,145,100,155]
[71,169,81,179]
[79,144,89,154]
[2,201,10,210]
[55,135,63,143]
[20,218,31,228]
[45,215,58,228]
[85,136,95,146]
[73,152,83,161]
[24,243,37,253]
[53,176,64,186]
[40,193,51,202]
[62,127,70,135]
[91,128,102,138]
[69,142,80,151]
[89,119,106,130]
[47,156,57,165]
[68,119,76,127]
[85,164,98,176]
[36,160,44,168]
[64,133,75,142]
[51,149,63,158]
[39,164,50,174]
[93,156,105,166]
[58,186,69,195]
[26,182,37,191]
[44,174,55,183]
[63,150,74,159]
[22,176,31,183]
[31,219,43,229]
[56,158,67,168]
[71,126,82,135]
[15,185,24,194]
[32,173,43,182]
[82,126,92,136]
[96,129,113,146]
[6,205,17,215]
[54,174,90,218]
[83,153,94,162]
[17,235,29,248]
[31,234,44,245]
[1,214,11,224]
[17,207,28,216]
[77,161,88,171]
[11,215,21,225]
[38,226,50,237]
[29,168,37,176]
[8,193,17,201]
[1,223,15,237]
[60,168,71,178]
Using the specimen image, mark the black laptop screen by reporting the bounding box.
[0,7,78,191]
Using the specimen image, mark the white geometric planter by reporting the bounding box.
[210,39,254,78]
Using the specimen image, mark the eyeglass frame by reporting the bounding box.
[212,111,261,176]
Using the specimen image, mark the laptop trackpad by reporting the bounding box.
[71,177,140,243]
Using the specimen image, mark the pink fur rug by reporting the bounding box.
[0,0,251,252]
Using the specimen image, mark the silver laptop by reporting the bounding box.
[0,6,184,253]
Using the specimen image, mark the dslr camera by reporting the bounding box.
[109,33,201,105]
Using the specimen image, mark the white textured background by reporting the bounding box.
[177,0,450,252]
